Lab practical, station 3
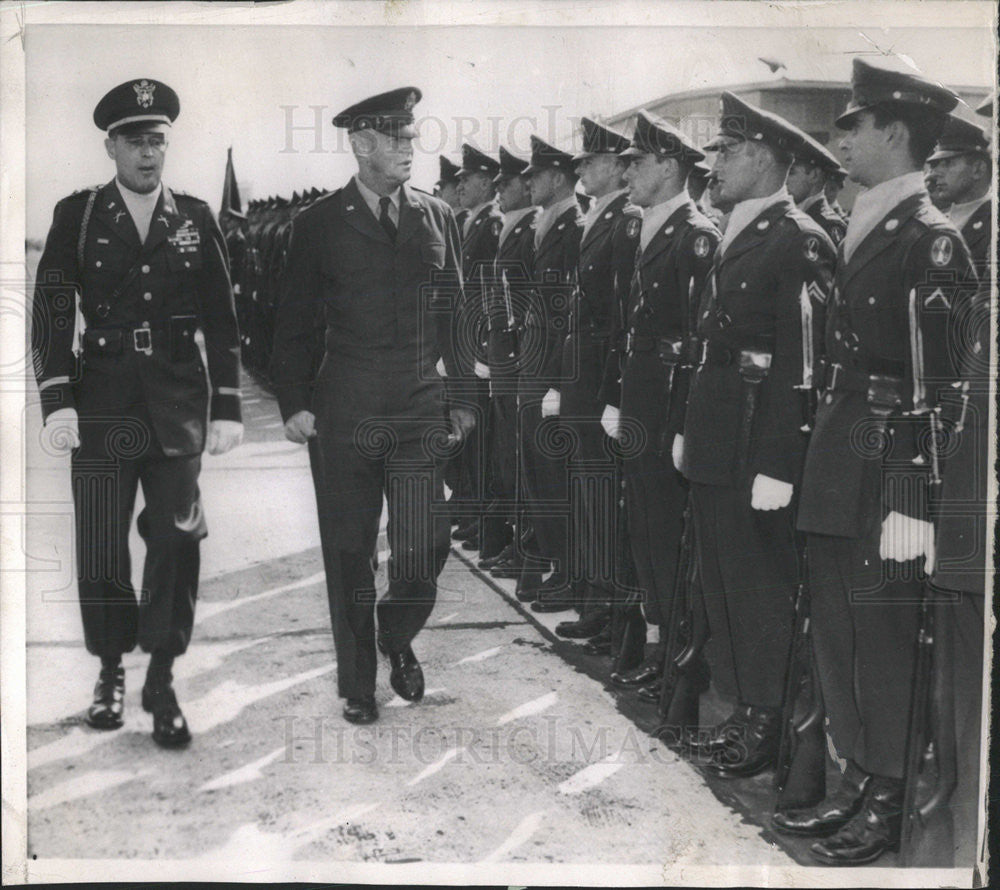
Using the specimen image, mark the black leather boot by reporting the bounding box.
[85,665,125,730]
[773,770,872,837]
[809,776,903,865]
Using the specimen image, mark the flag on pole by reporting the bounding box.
[220,146,243,220]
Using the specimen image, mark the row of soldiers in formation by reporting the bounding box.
[223,59,993,868]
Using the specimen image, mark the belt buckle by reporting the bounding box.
[133,327,153,355]
[828,362,842,392]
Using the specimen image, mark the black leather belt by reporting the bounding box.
[821,360,905,409]
[625,333,657,354]
[658,335,701,366]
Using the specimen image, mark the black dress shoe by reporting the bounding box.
[583,628,612,655]
[705,706,781,778]
[686,705,753,756]
[531,587,575,613]
[343,696,379,724]
[387,645,425,702]
[479,543,514,569]
[809,777,903,865]
[86,666,125,730]
[141,686,191,748]
[610,658,662,689]
[555,612,609,640]
[636,680,662,703]
[772,773,872,837]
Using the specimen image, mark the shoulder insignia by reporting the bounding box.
[625,218,641,239]
[756,219,770,232]
[930,235,953,267]
[830,224,845,244]
[803,235,820,262]
[491,219,502,237]
[924,286,951,309]
[972,219,983,231]
[884,218,899,232]
[693,234,711,258]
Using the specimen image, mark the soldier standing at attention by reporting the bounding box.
[451,145,503,554]
[435,155,465,226]
[601,113,719,699]
[270,88,474,726]
[32,79,244,747]
[785,132,848,246]
[539,117,640,631]
[676,92,835,778]
[482,147,538,578]
[787,60,974,865]
[517,136,584,606]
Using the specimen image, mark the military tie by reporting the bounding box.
[378,195,397,242]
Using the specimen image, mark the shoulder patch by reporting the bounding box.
[625,218,641,239]
[491,218,502,237]
[930,234,953,267]
[693,234,711,258]
[830,223,845,244]
[803,235,820,262]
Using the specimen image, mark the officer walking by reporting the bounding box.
[676,92,835,777]
[270,87,474,726]
[517,136,584,606]
[601,112,719,700]
[32,79,244,747]
[788,60,974,865]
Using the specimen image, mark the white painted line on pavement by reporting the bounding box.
[28,728,108,771]
[179,635,274,678]
[479,810,548,862]
[185,664,336,734]
[557,755,625,795]
[197,571,326,622]
[29,768,152,810]
[198,746,287,792]
[405,746,463,786]
[497,691,558,726]
[451,645,504,666]
[385,688,446,708]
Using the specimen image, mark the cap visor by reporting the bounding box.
[834,103,868,130]
[618,146,645,159]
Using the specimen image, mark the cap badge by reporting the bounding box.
[930,235,953,267]
[133,80,156,109]
[694,235,710,257]
[404,91,417,111]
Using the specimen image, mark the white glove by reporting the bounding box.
[750,473,794,511]
[43,407,81,453]
[880,510,936,573]
[541,388,561,418]
[435,357,447,377]
[283,410,316,444]
[672,434,684,472]
[600,404,621,439]
[474,360,491,380]
[207,419,243,455]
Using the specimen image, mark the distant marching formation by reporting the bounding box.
[186,59,1000,869]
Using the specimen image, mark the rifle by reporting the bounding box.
[656,498,706,750]
[773,541,827,811]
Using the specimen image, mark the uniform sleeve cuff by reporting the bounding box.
[210,391,243,423]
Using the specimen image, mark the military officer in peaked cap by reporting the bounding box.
[921,111,991,865]
[32,79,243,747]
[435,155,465,218]
[516,135,583,607]
[451,144,504,554]
[538,118,641,636]
[786,130,848,246]
[785,60,977,865]
[824,166,850,221]
[482,146,538,579]
[601,112,720,699]
[676,92,836,777]
[270,87,474,726]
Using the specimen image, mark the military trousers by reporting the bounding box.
[311,421,450,701]
[71,413,206,659]
[689,482,797,710]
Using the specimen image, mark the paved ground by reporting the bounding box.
[19,373,862,874]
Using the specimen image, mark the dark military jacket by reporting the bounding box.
[488,208,536,379]
[611,200,720,440]
[522,201,583,383]
[32,180,241,457]
[797,192,975,539]
[934,197,991,592]
[270,178,471,437]
[560,192,641,415]
[802,193,847,248]
[461,203,503,364]
[682,196,835,489]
